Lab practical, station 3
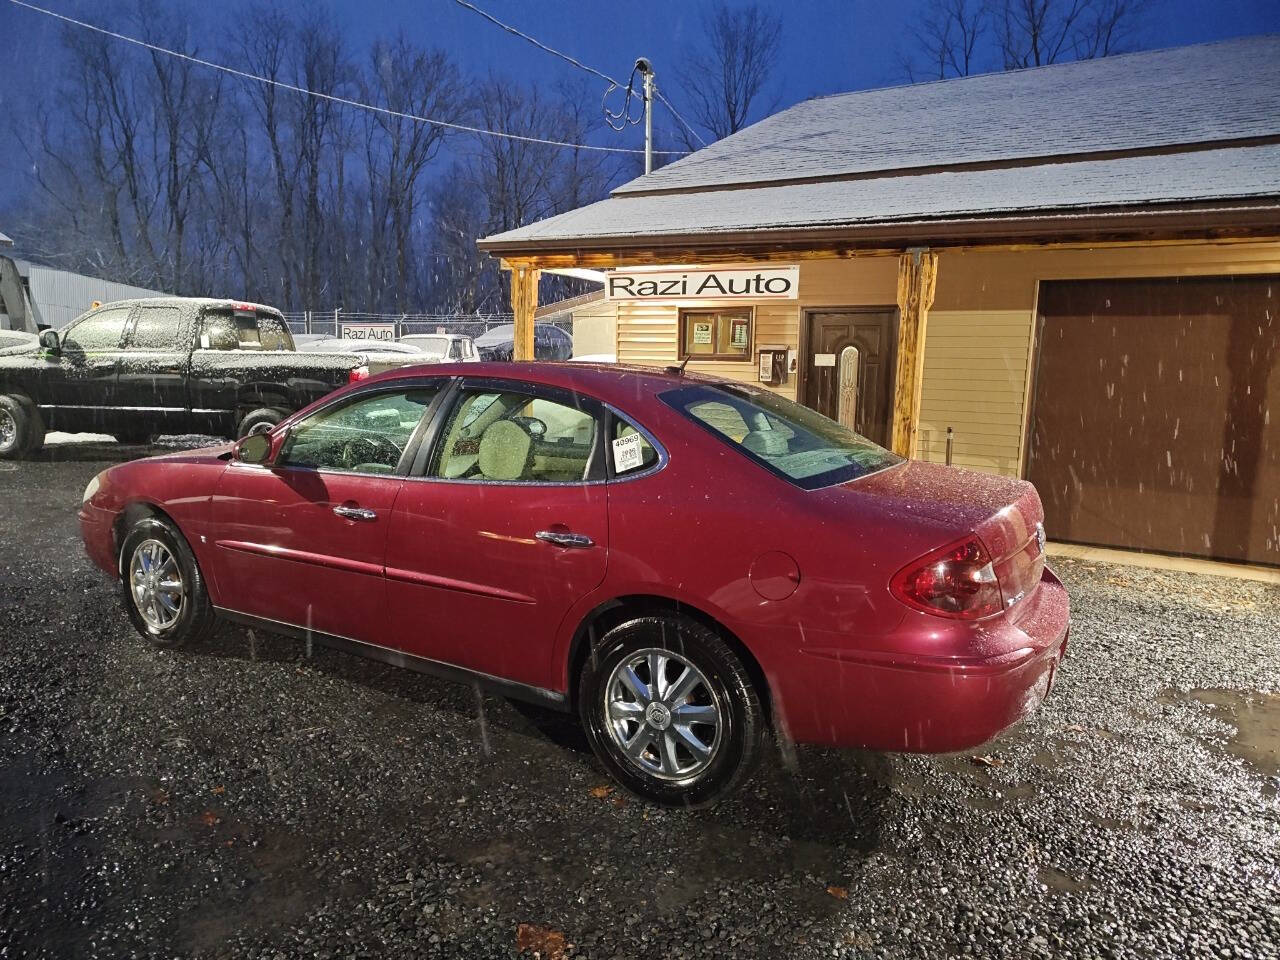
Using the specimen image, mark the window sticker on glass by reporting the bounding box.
[731,319,749,348]
[611,432,645,472]
[692,322,713,345]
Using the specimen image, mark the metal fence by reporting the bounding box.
[282,311,572,340]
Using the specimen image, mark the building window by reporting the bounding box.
[679,308,753,361]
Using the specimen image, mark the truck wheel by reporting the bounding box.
[578,616,765,807]
[119,517,218,648]
[114,428,154,445]
[237,407,289,438]
[0,395,46,459]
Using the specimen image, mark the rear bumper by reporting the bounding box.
[769,570,1071,753]
[78,502,119,576]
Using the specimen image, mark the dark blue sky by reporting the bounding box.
[2,0,1279,204]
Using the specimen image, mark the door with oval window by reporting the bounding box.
[802,309,896,445]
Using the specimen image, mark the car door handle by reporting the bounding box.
[333,505,377,521]
[535,530,593,549]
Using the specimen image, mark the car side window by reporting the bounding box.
[431,389,597,483]
[62,307,131,352]
[277,388,437,475]
[124,306,183,350]
[610,417,659,475]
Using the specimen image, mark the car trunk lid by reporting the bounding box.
[839,460,1047,615]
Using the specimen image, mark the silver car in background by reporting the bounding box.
[397,333,479,362]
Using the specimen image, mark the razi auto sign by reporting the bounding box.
[605,266,798,301]
[340,322,396,341]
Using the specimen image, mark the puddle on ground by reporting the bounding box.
[1160,687,1280,784]
[1038,865,1091,894]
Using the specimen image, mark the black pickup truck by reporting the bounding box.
[0,298,364,458]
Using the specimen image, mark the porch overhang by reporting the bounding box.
[479,200,1280,267]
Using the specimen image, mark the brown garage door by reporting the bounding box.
[1028,276,1279,566]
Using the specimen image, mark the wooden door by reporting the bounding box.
[803,310,896,446]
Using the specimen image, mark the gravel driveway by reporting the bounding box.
[1,440,1277,959]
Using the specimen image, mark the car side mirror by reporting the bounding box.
[38,329,60,353]
[235,432,273,465]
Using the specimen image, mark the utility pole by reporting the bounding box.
[636,57,654,175]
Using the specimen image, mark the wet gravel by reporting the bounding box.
[1,439,1278,959]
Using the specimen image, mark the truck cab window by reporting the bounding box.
[202,311,290,351]
[257,314,292,351]
[62,307,131,352]
[125,307,183,350]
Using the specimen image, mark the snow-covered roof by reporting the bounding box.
[481,35,1280,254]
[485,144,1280,246]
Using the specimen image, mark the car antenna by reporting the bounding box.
[665,356,692,376]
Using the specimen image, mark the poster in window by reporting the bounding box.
[730,318,749,349]
[692,321,713,345]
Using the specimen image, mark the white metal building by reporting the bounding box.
[0,255,168,332]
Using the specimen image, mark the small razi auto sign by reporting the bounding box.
[341,323,396,341]
[605,266,798,301]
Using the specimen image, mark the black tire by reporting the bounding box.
[114,428,154,445]
[119,517,218,648]
[236,407,290,439]
[578,616,765,807]
[0,394,45,459]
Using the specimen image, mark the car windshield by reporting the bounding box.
[660,383,901,489]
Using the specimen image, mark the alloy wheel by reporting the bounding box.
[129,539,185,630]
[603,648,723,781]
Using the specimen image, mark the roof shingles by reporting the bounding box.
[480,35,1280,252]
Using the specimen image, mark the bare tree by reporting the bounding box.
[674,2,782,148]
[360,34,463,312]
[991,0,1146,69]
[902,0,988,81]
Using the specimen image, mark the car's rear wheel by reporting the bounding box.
[578,616,765,807]
[237,407,289,439]
[0,394,45,459]
[119,517,217,648]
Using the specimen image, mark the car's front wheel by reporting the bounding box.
[119,517,218,648]
[578,616,765,807]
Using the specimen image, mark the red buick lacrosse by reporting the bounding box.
[79,362,1070,805]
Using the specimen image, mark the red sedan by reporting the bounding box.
[79,362,1069,805]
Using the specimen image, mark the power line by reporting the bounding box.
[450,0,618,86]
[653,87,708,147]
[450,0,706,148]
[7,0,679,156]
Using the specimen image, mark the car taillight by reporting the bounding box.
[890,536,1003,620]
[348,365,370,383]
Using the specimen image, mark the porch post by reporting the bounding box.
[506,261,541,362]
[890,248,938,458]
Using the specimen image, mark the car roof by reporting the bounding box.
[364,360,714,402]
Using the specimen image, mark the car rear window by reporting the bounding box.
[660,383,901,489]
